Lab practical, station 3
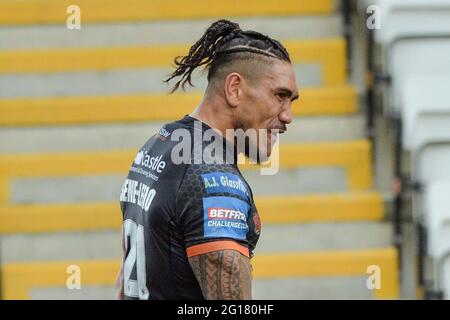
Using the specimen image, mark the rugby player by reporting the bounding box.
[116,19,298,300]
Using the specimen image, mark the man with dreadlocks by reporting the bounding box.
[116,19,298,300]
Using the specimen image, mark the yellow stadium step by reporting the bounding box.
[0,140,372,203]
[0,0,333,26]
[257,193,383,224]
[0,192,384,234]
[252,248,399,299]
[0,38,347,85]
[0,86,357,126]
[1,247,398,299]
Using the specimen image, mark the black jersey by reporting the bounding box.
[119,115,261,300]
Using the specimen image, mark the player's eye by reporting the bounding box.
[275,92,287,102]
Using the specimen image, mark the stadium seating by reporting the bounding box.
[416,145,450,185]
[367,0,450,298]
[365,0,450,113]
[388,38,450,113]
[367,0,450,45]
[0,0,399,299]
[400,76,450,151]
[424,181,450,299]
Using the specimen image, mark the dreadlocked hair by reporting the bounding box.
[164,19,291,93]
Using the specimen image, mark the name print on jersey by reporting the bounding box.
[120,178,156,211]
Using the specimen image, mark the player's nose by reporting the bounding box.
[279,104,293,125]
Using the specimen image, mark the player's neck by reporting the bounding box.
[189,96,235,141]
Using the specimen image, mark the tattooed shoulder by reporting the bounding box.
[188,249,252,300]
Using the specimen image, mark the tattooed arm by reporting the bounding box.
[188,249,252,300]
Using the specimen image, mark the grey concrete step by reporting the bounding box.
[30,286,117,300]
[11,176,125,204]
[253,276,374,299]
[0,64,321,98]
[0,222,391,263]
[0,15,343,50]
[243,168,348,195]
[256,222,392,253]
[0,231,122,263]
[0,115,365,154]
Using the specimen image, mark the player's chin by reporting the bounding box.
[263,132,278,156]
[243,136,274,164]
[244,145,267,164]
[256,145,272,164]
[269,130,279,149]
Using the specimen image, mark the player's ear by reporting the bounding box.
[224,72,242,108]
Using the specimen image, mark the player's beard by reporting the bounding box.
[243,128,277,164]
[233,118,280,165]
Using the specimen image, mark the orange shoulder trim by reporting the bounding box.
[186,240,249,258]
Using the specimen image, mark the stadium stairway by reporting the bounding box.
[0,0,399,299]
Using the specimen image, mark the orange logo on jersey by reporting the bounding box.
[253,212,261,235]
